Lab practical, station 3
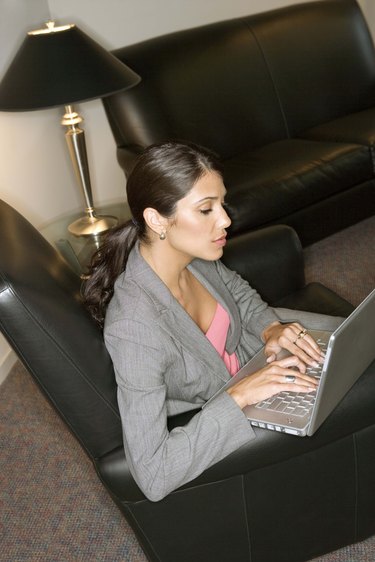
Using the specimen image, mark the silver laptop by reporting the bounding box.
[204,288,375,437]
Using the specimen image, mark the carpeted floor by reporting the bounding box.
[304,215,375,307]
[0,362,147,562]
[0,215,374,562]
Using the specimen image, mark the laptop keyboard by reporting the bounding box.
[255,339,328,418]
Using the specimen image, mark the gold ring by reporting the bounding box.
[294,329,307,344]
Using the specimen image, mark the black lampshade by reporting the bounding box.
[0,22,141,111]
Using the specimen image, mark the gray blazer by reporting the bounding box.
[104,243,341,501]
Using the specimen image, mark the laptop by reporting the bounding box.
[204,288,375,436]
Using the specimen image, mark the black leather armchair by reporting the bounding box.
[1,198,374,562]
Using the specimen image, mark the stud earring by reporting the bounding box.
[159,231,166,241]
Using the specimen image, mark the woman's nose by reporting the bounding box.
[220,206,231,229]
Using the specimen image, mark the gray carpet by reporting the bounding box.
[1,216,374,562]
[0,362,146,562]
[304,215,375,307]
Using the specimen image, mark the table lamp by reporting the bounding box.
[0,21,141,237]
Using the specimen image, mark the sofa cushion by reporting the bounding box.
[224,139,372,235]
[300,107,375,166]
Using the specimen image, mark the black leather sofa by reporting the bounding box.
[1,197,375,562]
[103,0,375,246]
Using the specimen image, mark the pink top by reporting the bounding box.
[205,302,239,376]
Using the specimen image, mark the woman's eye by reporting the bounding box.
[200,209,212,215]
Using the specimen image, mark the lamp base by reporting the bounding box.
[68,213,118,237]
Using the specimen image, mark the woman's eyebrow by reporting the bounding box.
[194,191,227,204]
[194,196,218,204]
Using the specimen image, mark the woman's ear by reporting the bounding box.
[143,208,168,237]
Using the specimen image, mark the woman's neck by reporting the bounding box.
[139,240,192,296]
[139,240,217,332]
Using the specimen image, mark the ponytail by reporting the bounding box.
[82,219,138,327]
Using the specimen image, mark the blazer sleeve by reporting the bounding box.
[105,317,254,502]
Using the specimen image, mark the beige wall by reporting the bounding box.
[0,0,373,379]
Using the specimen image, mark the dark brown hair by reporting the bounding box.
[82,141,223,326]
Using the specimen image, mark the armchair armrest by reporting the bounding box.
[222,225,305,304]
[99,357,375,502]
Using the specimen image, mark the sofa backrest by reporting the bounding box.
[104,18,288,162]
[104,0,375,170]
[247,0,375,136]
[0,200,122,459]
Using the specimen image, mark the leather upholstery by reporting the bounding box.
[0,199,121,459]
[245,0,375,136]
[103,0,375,246]
[223,140,372,237]
[2,197,375,561]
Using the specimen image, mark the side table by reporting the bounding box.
[40,201,131,276]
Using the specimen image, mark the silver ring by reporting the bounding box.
[285,374,296,383]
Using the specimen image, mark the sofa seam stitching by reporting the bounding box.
[242,19,290,139]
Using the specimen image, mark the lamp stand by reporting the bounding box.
[62,105,118,237]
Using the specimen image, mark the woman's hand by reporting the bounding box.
[262,321,325,368]
[226,355,318,409]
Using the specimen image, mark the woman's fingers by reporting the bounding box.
[263,322,325,368]
[266,356,318,387]
[278,325,324,366]
[291,326,323,359]
[273,354,306,372]
[227,356,318,408]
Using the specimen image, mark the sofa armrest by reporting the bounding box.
[222,225,305,304]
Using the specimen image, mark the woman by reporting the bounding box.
[83,141,341,502]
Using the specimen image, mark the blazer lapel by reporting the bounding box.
[127,245,231,383]
[159,304,231,384]
[188,260,241,354]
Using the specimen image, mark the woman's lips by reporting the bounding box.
[214,235,227,247]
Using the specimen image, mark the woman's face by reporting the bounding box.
[165,170,231,262]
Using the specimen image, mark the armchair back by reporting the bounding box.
[0,200,121,459]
